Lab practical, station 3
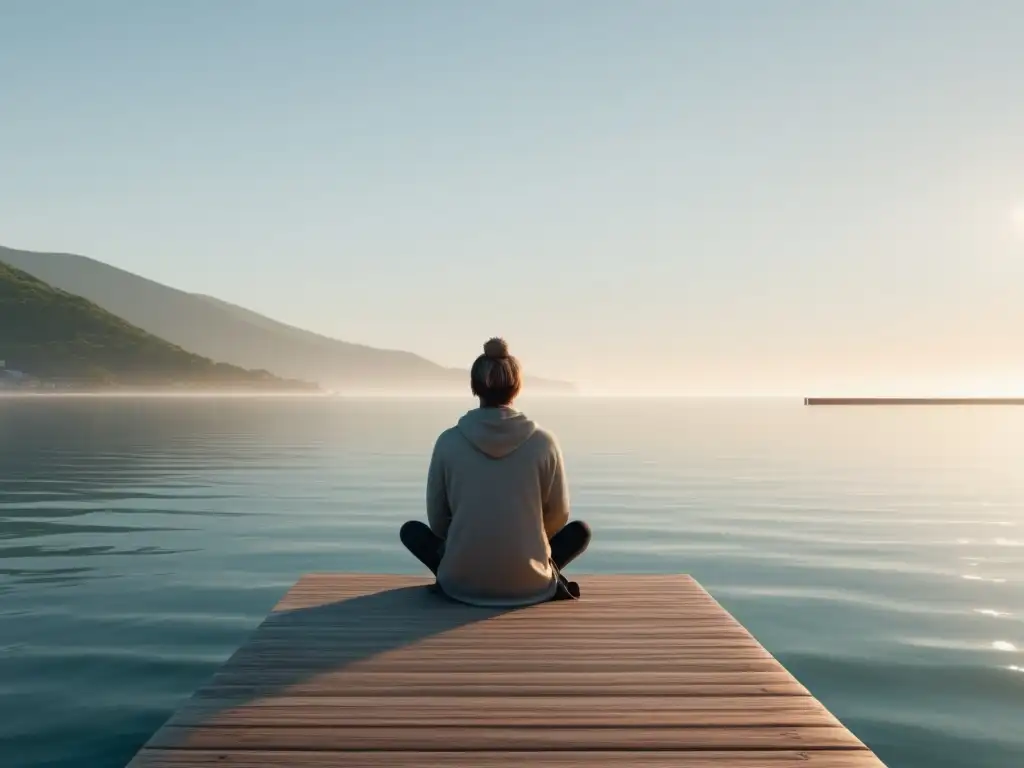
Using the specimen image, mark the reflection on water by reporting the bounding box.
[1,396,1023,768]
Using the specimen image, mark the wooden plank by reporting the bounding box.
[271,574,723,613]
[202,669,809,697]
[167,695,840,728]
[239,631,750,645]
[212,657,786,674]
[274,591,725,604]
[273,575,701,591]
[274,589,726,602]
[129,750,887,767]
[259,613,741,627]
[147,724,868,751]
[269,587,729,607]
[267,599,734,614]
[215,658,778,676]
[274,592,725,606]
[273,595,726,610]
[222,645,771,664]
[264,606,738,616]
[282,573,700,590]
[245,623,748,637]
[233,635,765,651]
[273,589,715,603]
[125,574,883,768]
[217,661,779,676]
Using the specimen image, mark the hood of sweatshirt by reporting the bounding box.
[456,407,538,459]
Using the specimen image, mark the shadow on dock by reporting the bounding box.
[189,580,513,713]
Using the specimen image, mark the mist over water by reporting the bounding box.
[1,396,1022,767]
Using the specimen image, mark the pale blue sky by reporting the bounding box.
[3,1,1023,393]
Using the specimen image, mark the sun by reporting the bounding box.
[1013,202,1024,235]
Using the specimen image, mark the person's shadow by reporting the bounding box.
[174,580,517,723]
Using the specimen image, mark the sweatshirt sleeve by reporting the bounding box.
[542,439,570,538]
[425,436,452,539]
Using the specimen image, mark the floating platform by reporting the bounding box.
[126,574,885,767]
[805,397,1024,406]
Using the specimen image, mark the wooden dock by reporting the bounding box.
[126,574,886,767]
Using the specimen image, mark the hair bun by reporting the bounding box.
[483,337,510,359]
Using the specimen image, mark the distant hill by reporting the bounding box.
[0,245,576,394]
[0,260,315,391]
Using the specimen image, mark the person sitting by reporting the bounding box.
[400,337,591,606]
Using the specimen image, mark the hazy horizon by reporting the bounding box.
[7,387,1024,400]
[4,2,1024,394]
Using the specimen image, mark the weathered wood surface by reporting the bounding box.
[127,574,886,767]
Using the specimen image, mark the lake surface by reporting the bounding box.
[1,396,1022,767]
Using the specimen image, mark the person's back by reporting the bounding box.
[430,406,566,604]
[400,337,591,606]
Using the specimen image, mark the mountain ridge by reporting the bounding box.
[0,245,575,394]
[0,260,315,391]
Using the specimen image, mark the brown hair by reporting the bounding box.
[470,337,522,407]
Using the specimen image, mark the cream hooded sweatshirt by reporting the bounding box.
[426,406,570,607]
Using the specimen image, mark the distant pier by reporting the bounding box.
[805,397,1024,406]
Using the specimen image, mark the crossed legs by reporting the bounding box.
[399,519,592,575]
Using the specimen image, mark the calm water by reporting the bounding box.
[1,396,1022,767]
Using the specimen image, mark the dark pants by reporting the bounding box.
[400,519,592,576]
